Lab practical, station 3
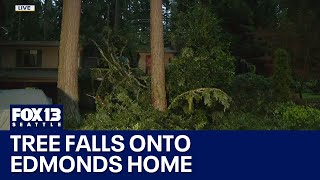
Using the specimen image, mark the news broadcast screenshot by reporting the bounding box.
[0,0,319,179]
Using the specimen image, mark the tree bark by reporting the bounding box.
[57,0,81,123]
[150,0,167,111]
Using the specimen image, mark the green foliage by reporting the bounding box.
[231,73,272,112]
[81,66,233,130]
[272,49,292,101]
[305,80,320,93]
[210,0,279,60]
[167,88,232,130]
[81,94,164,130]
[215,113,278,130]
[71,0,320,131]
[81,85,232,130]
[273,102,320,130]
[211,102,320,130]
[168,4,235,99]
[167,47,235,100]
[302,93,320,109]
[81,40,233,130]
[1,0,62,41]
[171,4,225,51]
[79,39,160,130]
[169,88,231,113]
[91,40,149,106]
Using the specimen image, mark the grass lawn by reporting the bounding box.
[303,93,320,102]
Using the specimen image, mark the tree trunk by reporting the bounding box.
[150,0,167,111]
[57,0,81,124]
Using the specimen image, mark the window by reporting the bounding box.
[16,49,42,67]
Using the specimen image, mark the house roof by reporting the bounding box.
[0,41,60,47]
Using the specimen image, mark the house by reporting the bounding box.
[0,41,60,83]
[137,48,178,74]
[0,41,61,100]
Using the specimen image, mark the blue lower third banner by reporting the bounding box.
[0,105,319,179]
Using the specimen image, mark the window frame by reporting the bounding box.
[16,49,42,68]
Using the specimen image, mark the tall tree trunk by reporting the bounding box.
[150,0,167,111]
[58,0,81,124]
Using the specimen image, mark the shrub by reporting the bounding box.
[231,73,272,113]
[167,47,235,101]
[273,102,320,130]
[168,88,232,130]
[272,49,292,101]
[212,102,320,130]
[214,113,278,130]
[81,86,232,130]
[305,80,320,93]
[315,80,320,93]
[169,88,231,113]
[81,97,165,130]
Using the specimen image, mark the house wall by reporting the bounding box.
[0,46,59,68]
[138,53,148,72]
[138,52,175,73]
[165,53,175,64]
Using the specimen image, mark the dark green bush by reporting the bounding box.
[305,80,320,93]
[273,102,320,130]
[272,49,292,101]
[210,101,320,130]
[231,73,272,113]
[167,48,235,99]
[82,86,233,130]
[81,97,165,130]
[214,113,278,130]
[168,88,232,130]
[315,80,320,93]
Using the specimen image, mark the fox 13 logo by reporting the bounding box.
[10,105,63,130]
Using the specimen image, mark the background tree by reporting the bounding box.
[253,0,320,97]
[279,0,320,96]
[113,0,120,31]
[0,0,62,41]
[168,3,235,99]
[0,0,5,26]
[150,0,167,111]
[272,49,292,101]
[57,0,82,123]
